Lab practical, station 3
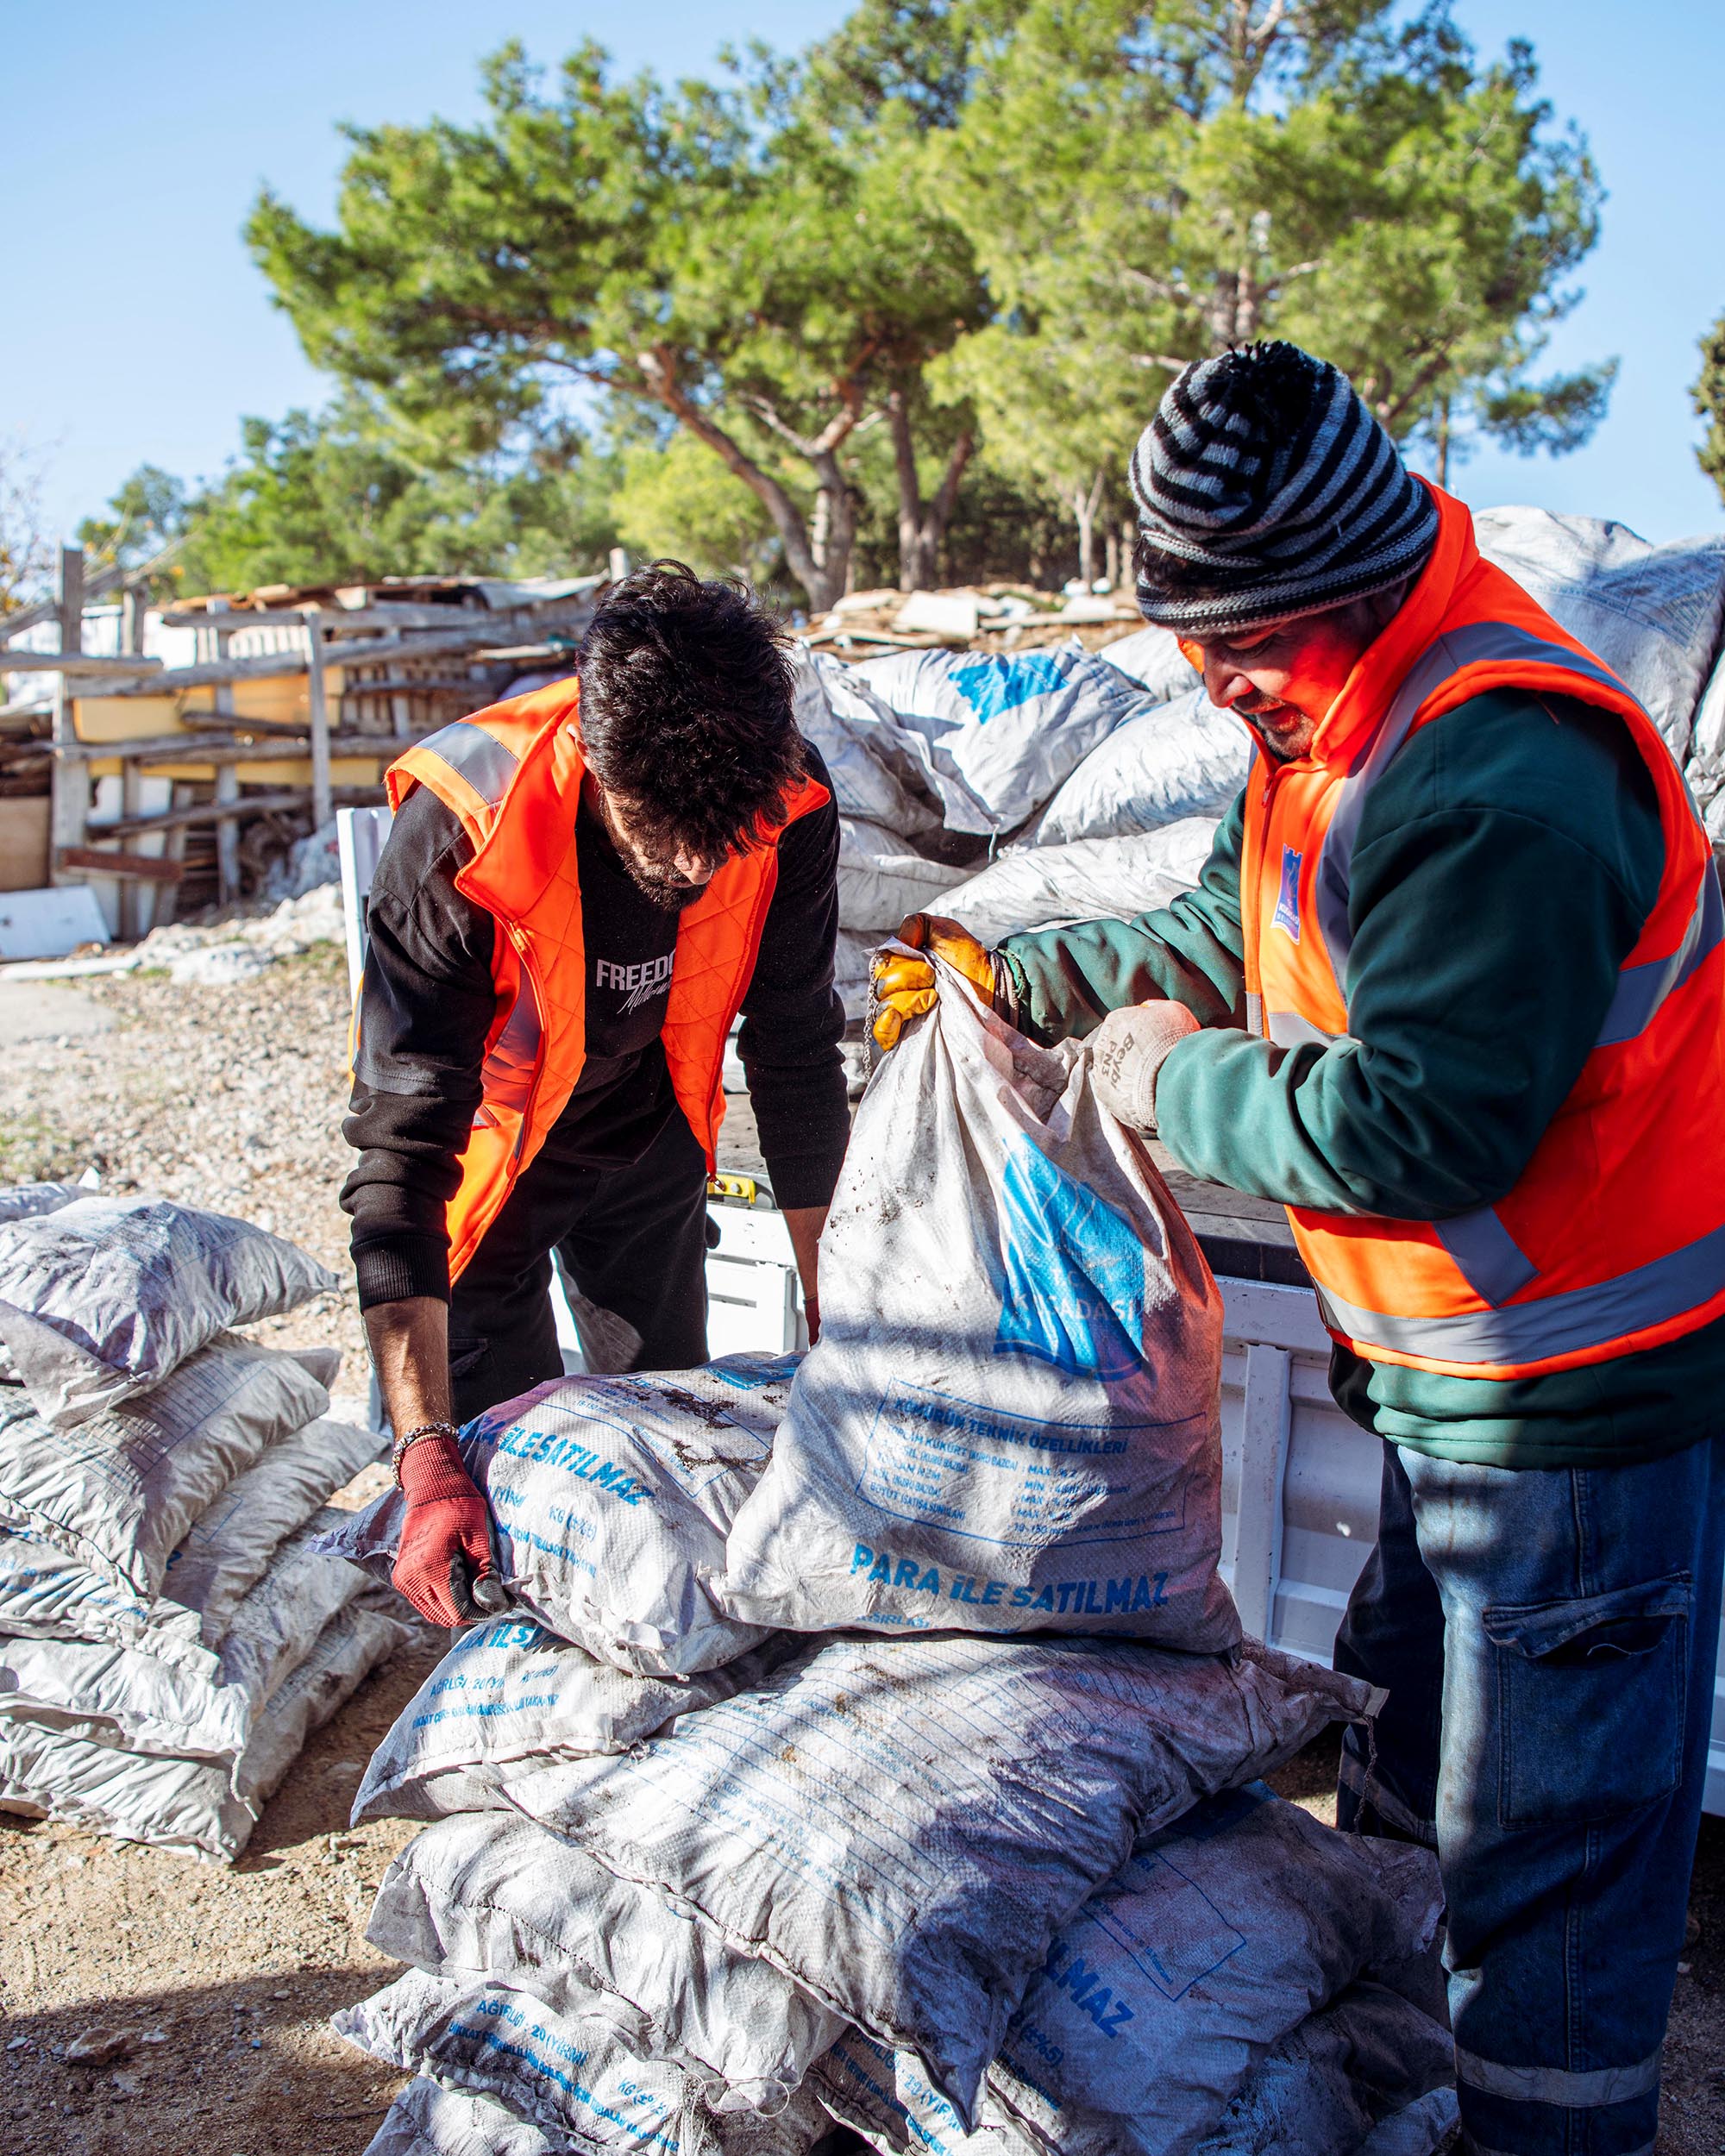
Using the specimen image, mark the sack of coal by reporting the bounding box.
[723,959,1235,1651]
[0,1195,335,1427]
[437,1629,1374,2125]
[321,1358,797,1677]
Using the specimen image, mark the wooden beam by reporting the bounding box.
[104,787,316,840]
[57,845,185,885]
[99,783,385,842]
[156,600,481,633]
[305,616,333,829]
[54,727,426,763]
[0,649,162,677]
[48,548,88,892]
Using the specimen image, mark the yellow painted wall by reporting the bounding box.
[72,667,349,744]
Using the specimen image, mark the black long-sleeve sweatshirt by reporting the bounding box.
[341,747,850,1309]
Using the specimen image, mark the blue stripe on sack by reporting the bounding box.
[415,719,520,808]
[1316,1215,1725,1365]
[1433,1206,1540,1307]
[1596,865,1724,1045]
[1313,623,1638,979]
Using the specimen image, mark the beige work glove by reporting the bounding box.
[870,914,1003,1052]
[1088,1000,1201,1133]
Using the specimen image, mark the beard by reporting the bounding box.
[1236,693,1315,762]
[624,861,712,913]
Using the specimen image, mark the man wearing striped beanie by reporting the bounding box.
[876,342,1725,2156]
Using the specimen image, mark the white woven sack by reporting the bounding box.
[1472,505,1725,761]
[321,1358,796,1677]
[852,644,1145,835]
[0,1335,329,1598]
[837,818,967,936]
[1094,625,1198,703]
[0,1600,408,1860]
[932,822,1220,945]
[0,1528,206,1669]
[1189,1984,1458,2156]
[980,1784,1446,2156]
[723,960,1234,1651]
[352,1620,796,1824]
[1023,686,1251,847]
[364,2078,563,2156]
[817,1985,1457,2156]
[794,654,945,840]
[162,1413,381,1642]
[0,1195,336,1427]
[0,1182,86,1229]
[366,1811,844,2113]
[458,1629,1376,2127]
[0,1415,376,1668]
[332,1969,829,2156]
[0,1502,375,1763]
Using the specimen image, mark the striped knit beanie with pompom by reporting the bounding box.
[1128,342,1439,636]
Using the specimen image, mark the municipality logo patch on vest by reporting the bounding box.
[1273,846,1302,942]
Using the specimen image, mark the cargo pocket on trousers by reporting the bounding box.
[1485,1573,1691,1829]
[448,1338,492,1385]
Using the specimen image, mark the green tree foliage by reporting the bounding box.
[612,429,781,582]
[939,0,1614,570]
[74,464,192,604]
[1696,310,1725,507]
[98,398,621,599]
[246,37,986,610]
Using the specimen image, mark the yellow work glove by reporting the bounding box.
[871,913,998,1052]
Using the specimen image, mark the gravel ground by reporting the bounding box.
[0,944,1721,2153]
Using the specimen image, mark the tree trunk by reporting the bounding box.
[1104,527,1120,591]
[635,348,856,612]
[1070,470,1105,586]
[887,390,974,592]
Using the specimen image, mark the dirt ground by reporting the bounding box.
[0,945,1722,2153]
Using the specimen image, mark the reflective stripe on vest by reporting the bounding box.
[1316,1215,1725,1368]
[1314,621,1632,977]
[1243,523,1725,1376]
[411,718,521,812]
[1259,858,1722,1062]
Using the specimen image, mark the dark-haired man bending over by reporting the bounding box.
[341,562,848,1625]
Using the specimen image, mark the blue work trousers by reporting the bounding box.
[1334,1433,1725,2156]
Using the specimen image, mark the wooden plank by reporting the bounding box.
[48,548,89,893]
[0,649,161,678]
[119,759,144,937]
[56,726,440,764]
[103,787,314,841]
[157,600,480,633]
[87,595,597,695]
[305,617,333,829]
[57,846,185,885]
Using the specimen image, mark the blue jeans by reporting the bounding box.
[1334,1434,1725,2156]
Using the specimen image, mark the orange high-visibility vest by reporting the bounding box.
[1239,485,1725,1380]
[380,680,830,1284]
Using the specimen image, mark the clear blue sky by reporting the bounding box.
[3,1,1721,550]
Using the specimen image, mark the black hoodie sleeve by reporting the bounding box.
[737,750,850,1210]
[339,785,494,1309]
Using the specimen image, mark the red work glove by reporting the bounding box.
[391,1434,499,1626]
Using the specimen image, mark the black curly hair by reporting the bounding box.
[577,561,805,865]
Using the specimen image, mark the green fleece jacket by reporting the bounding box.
[1000,687,1725,1469]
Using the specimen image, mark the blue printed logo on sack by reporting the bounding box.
[949,649,1070,724]
[994,1138,1149,1379]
